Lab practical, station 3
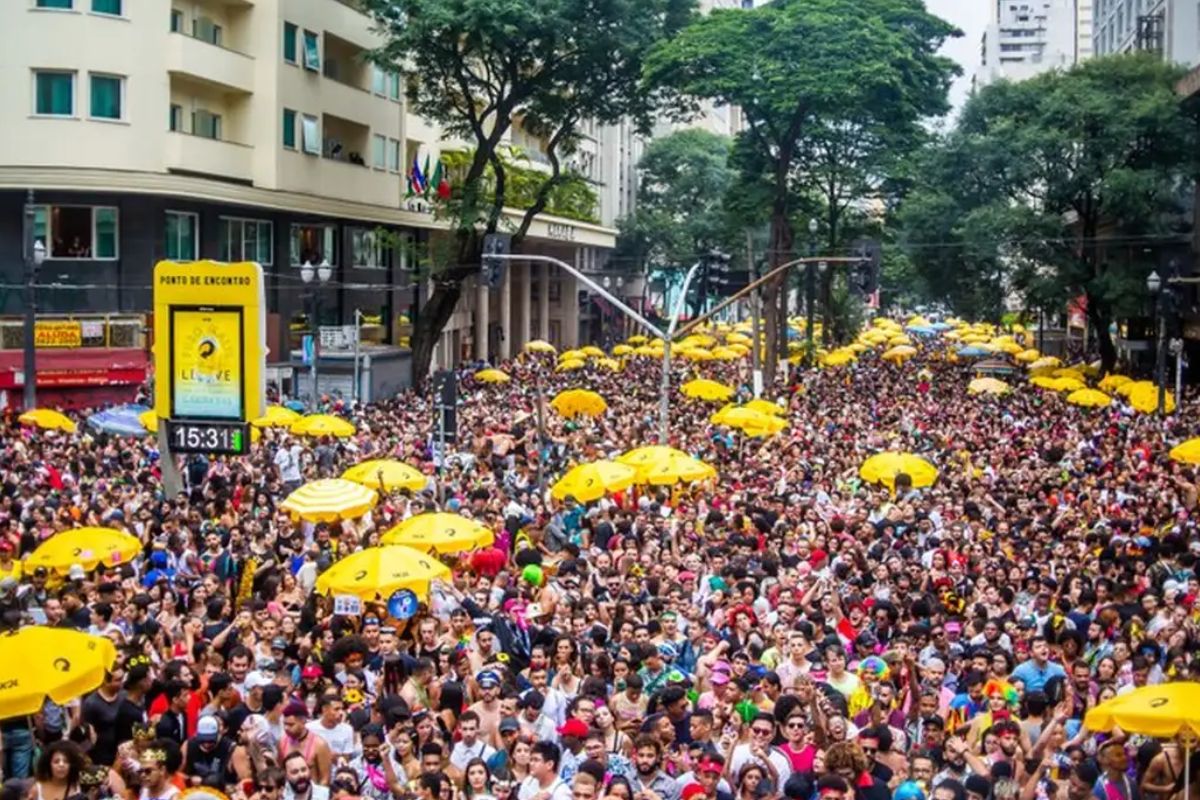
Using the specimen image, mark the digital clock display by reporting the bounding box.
[165,420,250,455]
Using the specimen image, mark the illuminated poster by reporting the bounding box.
[170,307,244,420]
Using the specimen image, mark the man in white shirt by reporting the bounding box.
[283,751,331,800]
[729,714,792,793]
[450,711,496,772]
[275,443,303,492]
[306,693,357,761]
[518,741,572,800]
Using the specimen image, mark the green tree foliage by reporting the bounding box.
[440,149,599,225]
[645,0,957,379]
[362,0,694,380]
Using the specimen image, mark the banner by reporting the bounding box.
[170,307,244,420]
[34,321,82,349]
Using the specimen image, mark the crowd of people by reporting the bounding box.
[0,333,1196,800]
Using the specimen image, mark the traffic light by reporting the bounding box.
[480,233,511,289]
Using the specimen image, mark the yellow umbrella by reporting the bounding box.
[27,527,142,575]
[681,348,714,361]
[711,346,742,361]
[18,409,76,433]
[381,513,494,554]
[626,335,649,345]
[612,344,634,357]
[711,406,786,435]
[580,346,606,358]
[1098,374,1133,393]
[252,405,302,428]
[725,332,753,345]
[342,460,426,492]
[859,452,938,490]
[1030,375,1060,390]
[595,357,622,372]
[474,368,510,384]
[1085,683,1200,739]
[1053,367,1086,381]
[881,345,917,363]
[138,410,159,434]
[280,479,378,522]
[1066,388,1112,408]
[968,377,1011,396]
[1028,356,1062,371]
[0,628,117,718]
[1014,348,1041,363]
[992,340,1024,355]
[617,446,717,486]
[1128,383,1175,414]
[743,399,785,416]
[559,349,587,362]
[550,389,607,419]
[551,460,638,502]
[1115,379,1154,397]
[1052,377,1087,392]
[633,345,658,357]
[315,545,451,601]
[556,358,586,372]
[681,379,735,402]
[822,350,856,367]
[1170,438,1200,464]
[525,339,557,354]
[290,414,356,438]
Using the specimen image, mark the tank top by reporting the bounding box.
[280,730,319,762]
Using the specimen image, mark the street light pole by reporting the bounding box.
[22,191,45,411]
[301,259,333,411]
[1148,270,1167,415]
[805,219,818,367]
[660,259,705,443]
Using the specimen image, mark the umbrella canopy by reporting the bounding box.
[27,527,142,575]
[617,446,717,486]
[381,513,494,554]
[1170,438,1200,464]
[280,479,378,522]
[315,545,451,601]
[580,345,606,358]
[1128,383,1176,414]
[1084,683,1200,738]
[1013,348,1041,363]
[525,339,557,354]
[822,350,857,367]
[551,460,637,503]
[18,409,76,433]
[290,414,356,438]
[860,452,938,490]
[559,349,587,362]
[967,377,1011,396]
[626,335,649,345]
[881,345,917,363]
[1115,379,1154,397]
[87,404,151,436]
[681,379,735,402]
[550,389,607,419]
[252,405,302,428]
[138,410,158,434]
[341,460,426,492]
[743,399,785,417]
[0,627,117,717]
[595,357,622,372]
[556,358,586,372]
[957,345,993,358]
[474,368,510,384]
[1066,388,1112,408]
[711,406,787,436]
[1098,374,1133,393]
[1028,356,1062,371]
[612,344,634,357]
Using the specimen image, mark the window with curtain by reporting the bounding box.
[282,108,296,148]
[302,30,320,71]
[301,115,319,155]
[219,218,273,265]
[36,0,73,8]
[290,224,335,266]
[283,22,297,63]
[89,74,122,120]
[165,211,198,261]
[34,71,74,116]
[92,0,121,14]
[372,134,386,169]
[350,228,389,269]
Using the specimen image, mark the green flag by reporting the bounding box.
[421,154,431,196]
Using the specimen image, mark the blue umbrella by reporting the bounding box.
[284,400,306,412]
[87,404,150,436]
[907,325,938,336]
[931,322,953,331]
[957,345,991,358]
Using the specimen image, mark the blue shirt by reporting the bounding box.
[1011,659,1066,693]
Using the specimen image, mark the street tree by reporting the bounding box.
[363,0,695,381]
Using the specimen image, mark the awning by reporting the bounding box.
[0,348,148,389]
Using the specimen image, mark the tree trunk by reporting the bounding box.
[409,279,466,388]
[764,207,795,384]
[1086,292,1116,375]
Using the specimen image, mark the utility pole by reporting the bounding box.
[747,231,761,397]
[22,190,44,411]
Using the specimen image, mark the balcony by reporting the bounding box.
[165,131,253,183]
[166,31,254,95]
[278,149,402,208]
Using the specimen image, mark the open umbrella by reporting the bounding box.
[957,345,993,358]
[743,399,785,417]
[341,460,426,492]
[474,368,510,384]
[559,349,586,362]
[1028,356,1062,371]
[525,340,557,354]
[680,379,735,402]
[550,389,607,419]
[0,627,117,718]
[87,404,150,436]
[1170,438,1200,464]
[551,460,637,503]
[580,346,606,358]
[626,335,649,345]
[881,345,917,363]
[18,409,77,433]
[138,410,158,434]
[1128,383,1175,414]
[822,350,857,367]
[967,377,1011,396]
[612,344,634,357]
[1098,374,1133,393]
[381,513,494,554]
[280,479,378,522]
[556,358,586,372]
[860,452,938,490]
[290,414,356,438]
[27,527,143,575]
[252,405,302,428]
[1066,388,1112,408]
[617,447,717,486]
[315,545,451,601]
[711,406,787,436]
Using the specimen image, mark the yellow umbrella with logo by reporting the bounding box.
[551,460,638,503]
[681,379,735,402]
[18,409,76,433]
[27,527,142,575]
[0,627,117,718]
[252,405,301,428]
[315,545,451,601]
[342,460,426,492]
[550,389,607,419]
[474,368,510,384]
[525,340,557,354]
[380,513,494,554]
[290,414,356,438]
[859,452,938,490]
[617,446,717,486]
[280,479,378,522]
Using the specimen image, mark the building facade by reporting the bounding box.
[1093,0,1200,67]
[0,0,623,405]
[976,0,1084,86]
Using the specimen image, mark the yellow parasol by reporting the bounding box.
[881,345,917,363]
[1028,356,1062,371]
[27,527,142,575]
[1066,388,1112,408]
[822,350,857,367]
[595,357,622,372]
[280,479,378,522]
[551,460,638,503]
[743,398,785,417]
[0,627,117,717]
[525,339,557,354]
[612,344,634,357]
[967,377,1011,396]
[1098,374,1133,393]
[617,446,717,486]
[1013,348,1041,363]
[315,545,451,601]
[380,513,494,554]
[341,460,426,492]
[559,349,586,362]
[474,368,510,384]
[1128,383,1175,414]
[290,414,356,438]
[580,345,606,358]
[556,358,586,372]
[252,405,302,428]
[859,452,938,490]
[18,409,76,433]
[550,389,607,418]
[626,335,649,345]
[711,406,787,436]
[680,379,735,402]
[1085,682,1200,739]
[1170,438,1200,464]
[138,410,159,434]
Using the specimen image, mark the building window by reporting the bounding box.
[282,108,296,149]
[219,217,273,265]
[290,223,335,266]
[301,114,319,155]
[388,71,401,100]
[33,205,118,260]
[192,109,222,140]
[372,65,387,95]
[35,0,73,8]
[193,16,222,46]
[89,74,122,120]
[169,104,183,131]
[92,0,121,14]
[388,138,400,173]
[33,70,74,116]
[349,228,389,269]
[283,21,297,63]
[302,30,320,71]
[170,8,182,32]
[165,211,198,261]
[372,134,387,169]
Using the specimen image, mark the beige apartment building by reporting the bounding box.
[0,0,626,402]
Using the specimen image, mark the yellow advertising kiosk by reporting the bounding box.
[153,260,266,456]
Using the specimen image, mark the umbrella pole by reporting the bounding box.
[1186,741,1191,800]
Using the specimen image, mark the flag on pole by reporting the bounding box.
[421,154,432,197]
[410,154,427,194]
[431,159,451,200]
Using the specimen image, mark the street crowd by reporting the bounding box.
[0,334,1197,800]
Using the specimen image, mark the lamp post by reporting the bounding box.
[301,259,333,411]
[22,214,45,411]
[805,218,819,366]
[1148,270,1168,415]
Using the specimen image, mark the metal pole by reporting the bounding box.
[309,289,319,411]
[352,309,361,403]
[748,232,761,397]
[1156,294,1167,415]
[22,190,36,411]
[534,368,546,490]
[804,263,816,367]
[1175,340,1183,403]
[659,260,705,443]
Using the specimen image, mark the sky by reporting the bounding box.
[926,0,990,116]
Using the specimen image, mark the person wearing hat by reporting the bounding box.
[469,670,505,744]
[279,702,332,787]
[555,718,589,781]
[181,715,234,788]
[138,746,178,800]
